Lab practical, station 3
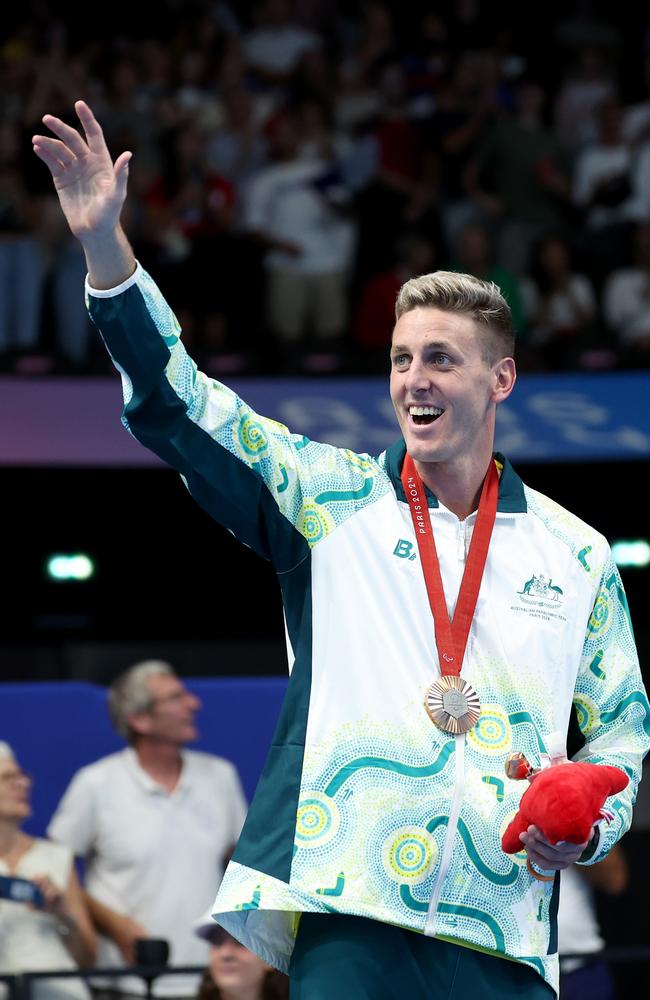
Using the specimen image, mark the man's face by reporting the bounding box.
[389,307,512,468]
[131,673,201,746]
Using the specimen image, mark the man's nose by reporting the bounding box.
[186,690,201,710]
[405,357,431,391]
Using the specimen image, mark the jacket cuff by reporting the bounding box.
[85,262,142,298]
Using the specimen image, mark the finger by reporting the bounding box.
[42,115,88,163]
[526,832,587,862]
[75,100,110,157]
[32,141,69,178]
[32,136,76,167]
[528,847,561,867]
[41,114,89,159]
[523,828,572,854]
[526,845,562,871]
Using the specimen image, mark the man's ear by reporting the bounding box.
[492,357,516,404]
[127,710,152,737]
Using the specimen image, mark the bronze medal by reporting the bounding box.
[425,675,481,735]
[401,456,498,741]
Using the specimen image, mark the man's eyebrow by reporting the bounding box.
[391,340,453,353]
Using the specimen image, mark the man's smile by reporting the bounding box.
[408,404,445,426]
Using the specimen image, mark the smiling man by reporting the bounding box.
[33,102,650,1000]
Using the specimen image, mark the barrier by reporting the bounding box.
[3,949,650,1000]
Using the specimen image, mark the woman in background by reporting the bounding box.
[0,742,96,1000]
[194,916,288,1000]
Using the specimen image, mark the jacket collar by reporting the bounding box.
[383,438,527,513]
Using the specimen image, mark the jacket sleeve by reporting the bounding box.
[86,264,381,570]
[572,550,650,864]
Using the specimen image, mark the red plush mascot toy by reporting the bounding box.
[501,754,629,879]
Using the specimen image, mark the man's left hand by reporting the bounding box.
[519,824,594,871]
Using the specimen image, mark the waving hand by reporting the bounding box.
[32,101,135,287]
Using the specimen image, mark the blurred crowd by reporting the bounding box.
[2,0,650,375]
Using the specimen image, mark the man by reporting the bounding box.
[33,103,649,999]
[47,660,247,998]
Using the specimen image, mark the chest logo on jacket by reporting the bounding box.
[518,574,564,604]
[512,573,568,623]
[393,539,417,561]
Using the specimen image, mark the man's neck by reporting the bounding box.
[414,455,494,521]
[134,740,184,793]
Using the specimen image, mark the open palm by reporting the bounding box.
[32,100,131,240]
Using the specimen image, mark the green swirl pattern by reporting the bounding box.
[298,502,335,544]
[237,416,269,457]
[574,692,600,736]
[295,793,340,848]
[382,827,438,885]
[468,705,512,755]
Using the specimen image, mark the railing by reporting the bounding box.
[3,950,650,999]
[0,964,205,1000]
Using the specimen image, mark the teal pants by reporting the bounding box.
[289,913,555,999]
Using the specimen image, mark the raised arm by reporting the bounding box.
[32,100,135,289]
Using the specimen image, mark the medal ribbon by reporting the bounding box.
[401,454,499,677]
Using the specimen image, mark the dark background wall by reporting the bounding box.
[1,459,647,681]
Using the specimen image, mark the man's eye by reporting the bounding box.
[434,353,451,365]
[393,354,409,366]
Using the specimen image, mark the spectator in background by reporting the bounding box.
[242,0,321,88]
[0,120,43,369]
[351,58,442,291]
[193,911,288,1000]
[603,221,650,367]
[96,57,162,166]
[48,661,247,1000]
[558,844,629,1000]
[572,97,645,288]
[520,233,599,371]
[425,51,500,251]
[340,1,397,85]
[19,39,101,371]
[464,78,572,276]
[553,45,618,152]
[449,220,527,338]
[242,109,356,371]
[622,53,650,147]
[352,231,439,370]
[135,118,264,371]
[204,87,268,196]
[0,742,96,1000]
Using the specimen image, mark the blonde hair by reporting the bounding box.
[395,270,515,362]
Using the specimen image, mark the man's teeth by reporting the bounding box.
[409,406,443,416]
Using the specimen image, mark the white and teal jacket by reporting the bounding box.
[87,265,650,997]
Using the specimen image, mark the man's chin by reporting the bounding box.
[405,439,441,464]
